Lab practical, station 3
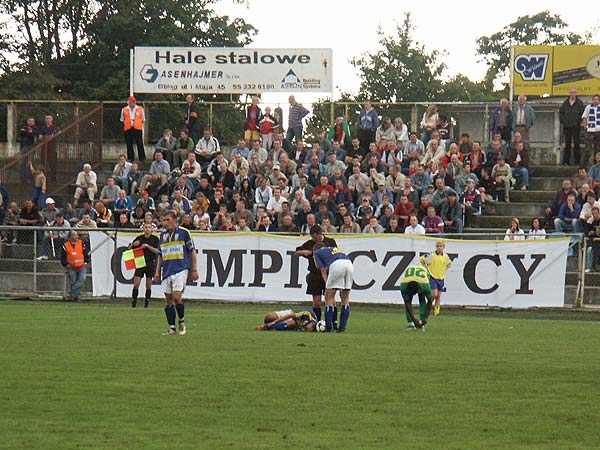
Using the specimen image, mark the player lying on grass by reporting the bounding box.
[420,240,452,316]
[400,263,435,331]
[256,308,319,331]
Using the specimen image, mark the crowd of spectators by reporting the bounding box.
[2,92,600,268]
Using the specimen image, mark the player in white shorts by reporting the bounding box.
[313,243,354,332]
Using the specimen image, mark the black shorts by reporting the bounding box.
[306,272,325,296]
[134,264,155,279]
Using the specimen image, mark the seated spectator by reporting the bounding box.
[312,176,334,201]
[62,203,78,225]
[508,142,530,190]
[127,162,142,195]
[230,139,249,159]
[257,215,276,232]
[385,165,406,201]
[373,180,394,208]
[235,217,251,232]
[440,191,463,233]
[394,195,414,228]
[588,152,600,194]
[195,129,220,169]
[486,131,508,155]
[112,154,132,193]
[431,178,456,213]
[73,163,98,207]
[404,214,426,235]
[19,199,41,228]
[464,141,486,177]
[393,117,409,143]
[417,195,432,222]
[573,166,593,193]
[421,139,445,166]
[266,187,285,218]
[279,214,299,233]
[446,154,464,179]
[154,129,177,166]
[328,116,352,148]
[228,153,250,176]
[527,217,546,240]
[421,206,444,234]
[338,214,360,233]
[41,198,59,224]
[100,177,120,209]
[546,179,578,222]
[232,200,253,228]
[376,117,395,146]
[378,204,395,228]
[578,191,600,232]
[214,162,235,194]
[380,140,402,171]
[315,202,336,227]
[478,167,497,205]
[401,178,420,207]
[137,190,156,212]
[170,189,191,214]
[432,165,455,190]
[364,152,385,174]
[212,202,231,230]
[504,217,525,240]
[385,216,403,233]
[458,133,473,155]
[441,143,464,167]
[114,190,134,216]
[454,163,479,195]
[485,140,505,172]
[94,201,113,228]
[363,216,384,233]
[2,202,20,243]
[140,151,170,194]
[324,152,345,178]
[554,193,580,233]
[75,212,97,241]
[248,140,268,165]
[130,206,147,227]
[218,215,237,231]
[411,164,431,194]
[175,128,195,168]
[115,212,136,229]
[491,155,514,202]
[508,131,531,154]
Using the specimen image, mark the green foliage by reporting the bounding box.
[1,301,600,449]
[476,10,585,90]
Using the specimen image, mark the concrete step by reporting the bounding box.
[531,165,579,178]
[485,202,547,217]
[529,177,565,191]
[470,215,537,228]
[528,148,560,166]
[509,190,554,203]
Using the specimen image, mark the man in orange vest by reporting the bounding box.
[60,230,90,301]
[120,96,146,162]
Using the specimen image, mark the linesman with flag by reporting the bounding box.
[125,223,159,308]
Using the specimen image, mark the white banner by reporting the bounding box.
[90,232,570,308]
[132,47,333,94]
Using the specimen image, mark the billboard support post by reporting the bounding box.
[509,46,515,105]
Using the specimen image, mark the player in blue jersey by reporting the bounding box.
[313,243,354,332]
[255,308,318,331]
[153,211,198,335]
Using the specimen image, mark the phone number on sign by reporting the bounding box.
[231,83,275,90]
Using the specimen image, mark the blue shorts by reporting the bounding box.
[429,277,445,292]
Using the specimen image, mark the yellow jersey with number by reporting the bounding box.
[401,264,430,284]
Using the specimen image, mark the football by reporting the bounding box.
[315,320,327,332]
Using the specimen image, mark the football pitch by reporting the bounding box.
[0,301,599,450]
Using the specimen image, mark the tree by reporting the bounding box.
[351,13,445,102]
[476,10,585,91]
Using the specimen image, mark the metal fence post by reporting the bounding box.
[209,103,213,131]
[579,237,586,308]
[483,104,489,141]
[554,110,561,166]
[111,229,118,302]
[33,229,37,294]
[410,105,418,133]
[329,101,334,125]
[6,103,16,157]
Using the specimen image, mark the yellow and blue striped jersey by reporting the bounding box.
[158,226,195,278]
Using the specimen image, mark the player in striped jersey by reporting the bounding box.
[256,308,318,331]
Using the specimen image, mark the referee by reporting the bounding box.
[294,225,337,325]
[130,223,159,308]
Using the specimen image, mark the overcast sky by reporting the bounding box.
[215,0,599,105]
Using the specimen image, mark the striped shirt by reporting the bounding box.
[288,103,309,128]
[158,226,195,279]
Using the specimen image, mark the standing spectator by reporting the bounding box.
[154,129,177,166]
[327,116,352,148]
[404,214,426,235]
[490,98,513,143]
[113,154,132,193]
[491,156,514,203]
[185,94,203,144]
[582,94,600,164]
[73,163,98,207]
[508,142,530,191]
[258,106,280,150]
[29,163,47,208]
[120,96,145,162]
[440,192,463,233]
[554,193,580,233]
[19,117,39,181]
[140,151,170,193]
[559,88,585,166]
[244,96,262,143]
[61,230,90,302]
[286,95,309,144]
[504,218,525,241]
[39,114,59,181]
[512,95,536,142]
[393,117,409,143]
[420,105,438,146]
[357,100,379,151]
[375,117,395,146]
[175,128,195,168]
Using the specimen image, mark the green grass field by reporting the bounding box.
[0,301,599,450]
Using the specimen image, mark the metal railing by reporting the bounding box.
[0,226,588,306]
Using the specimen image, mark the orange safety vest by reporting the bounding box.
[122,106,144,131]
[65,240,85,270]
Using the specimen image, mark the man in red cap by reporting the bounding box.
[120,96,146,162]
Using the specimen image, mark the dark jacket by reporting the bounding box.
[559,97,585,128]
[548,188,578,217]
[508,149,530,168]
[490,107,513,133]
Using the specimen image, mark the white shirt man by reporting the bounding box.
[404,216,426,235]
